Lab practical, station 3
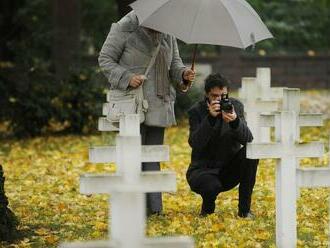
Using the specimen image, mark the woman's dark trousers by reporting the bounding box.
[140,124,165,215]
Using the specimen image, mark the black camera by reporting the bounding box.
[218,93,233,113]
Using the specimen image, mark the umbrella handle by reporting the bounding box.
[191,44,198,71]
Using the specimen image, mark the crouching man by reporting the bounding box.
[186,73,258,217]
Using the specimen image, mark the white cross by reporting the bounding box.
[258,88,323,198]
[255,68,284,100]
[246,88,327,247]
[238,67,291,143]
[238,76,279,143]
[239,68,323,143]
[259,88,323,141]
[280,88,323,141]
[60,114,194,248]
[297,136,330,189]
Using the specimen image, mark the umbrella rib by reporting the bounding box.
[219,0,245,48]
[236,0,266,24]
[139,0,175,26]
[188,0,204,44]
[233,0,273,40]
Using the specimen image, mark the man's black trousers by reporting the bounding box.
[193,147,258,213]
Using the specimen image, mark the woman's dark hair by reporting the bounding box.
[204,73,231,93]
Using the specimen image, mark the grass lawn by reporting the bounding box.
[0,118,329,248]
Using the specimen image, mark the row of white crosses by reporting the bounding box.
[239,68,330,248]
[238,68,283,143]
[61,94,194,247]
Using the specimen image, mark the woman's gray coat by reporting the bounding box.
[98,11,187,127]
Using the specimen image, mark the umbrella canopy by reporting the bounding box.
[130,0,273,49]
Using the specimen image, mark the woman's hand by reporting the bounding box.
[183,69,195,82]
[129,75,146,88]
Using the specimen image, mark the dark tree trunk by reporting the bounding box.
[0,165,18,241]
[0,0,25,61]
[52,0,81,81]
[115,0,134,19]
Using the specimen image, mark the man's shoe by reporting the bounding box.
[200,209,213,217]
[238,211,255,219]
[200,201,215,217]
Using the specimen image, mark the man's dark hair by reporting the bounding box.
[204,73,231,93]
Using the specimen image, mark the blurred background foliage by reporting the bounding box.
[0,0,329,137]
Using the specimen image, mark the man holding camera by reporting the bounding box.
[186,73,258,217]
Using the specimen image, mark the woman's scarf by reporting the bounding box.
[150,30,171,102]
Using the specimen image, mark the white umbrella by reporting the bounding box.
[130,0,273,69]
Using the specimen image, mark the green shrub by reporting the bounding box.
[0,66,105,137]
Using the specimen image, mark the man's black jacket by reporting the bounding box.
[186,98,253,190]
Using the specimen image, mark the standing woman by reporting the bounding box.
[98,11,195,216]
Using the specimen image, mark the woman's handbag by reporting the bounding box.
[105,40,162,123]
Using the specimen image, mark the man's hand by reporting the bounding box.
[222,107,237,123]
[183,69,195,82]
[129,75,146,88]
[207,100,221,118]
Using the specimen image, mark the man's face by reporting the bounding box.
[206,86,228,103]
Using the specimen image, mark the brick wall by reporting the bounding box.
[86,50,330,89]
[182,49,330,89]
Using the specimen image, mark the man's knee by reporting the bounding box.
[199,180,222,199]
[246,158,259,172]
[240,146,259,167]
